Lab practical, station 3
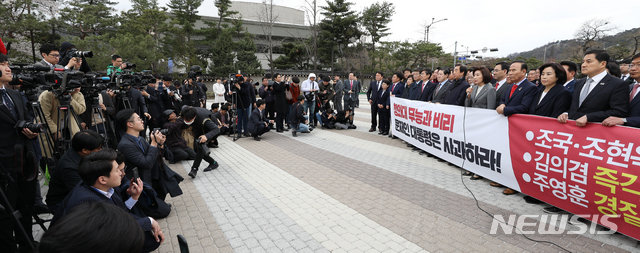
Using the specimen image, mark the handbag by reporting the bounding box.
[285,89,293,100]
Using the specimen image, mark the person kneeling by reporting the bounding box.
[291,95,312,137]
[247,99,274,141]
[52,149,164,252]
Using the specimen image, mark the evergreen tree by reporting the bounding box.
[317,0,361,70]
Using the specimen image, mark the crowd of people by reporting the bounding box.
[1,39,639,252]
[365,49,640,214]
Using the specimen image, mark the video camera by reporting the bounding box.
[188,65,202,79]
[67,49,93,58]
[229,73,244,84]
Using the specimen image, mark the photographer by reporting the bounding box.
[58,42,91,73]
[107,55,127,77]
[196,77,207,108]
[38,77,86,152]
[45,130,103,214]
[0,54,40,252]
[211,104,233,144]
[181,106,220,178]
[116,109,183,200]
[290,95,311,137]
[232,75,252,138]
[247,99,273,141]
[180,77,204,108]
[272,74,289,132]
[32,43,71,70]
[162,109,195,164]
[143,78,166,130]
[258,77,275,123]
[52,149,163,252]
[301,73,319,127]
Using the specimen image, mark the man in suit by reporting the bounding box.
[0,54,40,252]
[212,104,233,138]
[333,75,344,111]
[558,49,629,127]
[603,53,640,128]
[53,149,163,252]
[46,130,104,213]
[143,79,165,130]
[496,61,537,117]
[443,64,470,106]
[560,61,579,93]
[247,99,273,141]
[493,62,510,105]
[116,109,183,200]
[430,69,452,103]
[389,72,404,97]
[181,106,220,178]
[620,59,631,81]
[32,43,74,70]
[367,72,384,132]
[412,69,435,101]
[343,72,360,112]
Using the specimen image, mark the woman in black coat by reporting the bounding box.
[272,73,290,132]
[529,63,571,118]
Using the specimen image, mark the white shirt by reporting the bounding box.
[474,85,485,98]
[495,78,507,89]
[563,78,574,87]
[622,74,630,81]
[538,90,548,104]
[301,79,318,93]
[585,70,608,95]
[632,80,640,99]
[91,186,137,210]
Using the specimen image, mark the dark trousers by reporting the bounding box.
[0,175,36,253]
[378,108,390,133]
[266,102,276,120]
[275,111,286,130]
[370,102,379,129]
[169,146,196,163]
[236,107,250,134]
[192,141,215,169]
[252,123,270,137]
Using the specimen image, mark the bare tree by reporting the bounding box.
[303,0,319,70]
[257,0,279,75]
[574,19,616,53]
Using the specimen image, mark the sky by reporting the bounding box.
[113,0,640,58]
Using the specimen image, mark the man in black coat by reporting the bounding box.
[443,64,470,106]
[46,130,104,213]
[558,50,629,127]
[233,77,253,138]
[367,72,384,132]
[53,149,163,252]
[116,109,183,200]
[181,106,220,178]
[0,55,40,252]
[247,100,273,141]
[272,74,290,132]
[603,53,640,128]
[144,80,165,130]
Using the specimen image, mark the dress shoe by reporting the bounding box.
[292,130,297,137]
[253,136,261,141]
[368,127,376,132]
[34,204,50,214]
[489,182,503,187]
[283,128,289,131]
[381,131,389,135]
[188,168,198,178]
[523,196,543,204]
[378,132,383,135]
[470,174,483,180]
[243,133,251,137]
[276,129,283,133]
[462,171,473,176]
[502,188,517,195]
[203,161,219,172]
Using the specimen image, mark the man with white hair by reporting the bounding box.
[301,73,319,126]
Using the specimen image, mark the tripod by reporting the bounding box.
[54,93,83,156]
[88,95,115,148]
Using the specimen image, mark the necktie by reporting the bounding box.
[391,83,397,93]
[495,82,500,90]
[350,80,353,90]
[435,82,443,95]
[422,83,425,93]
[0,89,17,119]
[377,81,381,91]
[135,137,145,153]
[509,84,518,98]
[630,83,640,102]
[579,78,594,106]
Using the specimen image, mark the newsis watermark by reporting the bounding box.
[490,214,617,235]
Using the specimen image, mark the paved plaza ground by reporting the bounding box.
[35,95,640,252]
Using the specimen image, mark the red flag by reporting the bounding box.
[0,38,7,55]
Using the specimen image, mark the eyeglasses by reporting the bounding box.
[630,64,640,69]
[48,54,60,58]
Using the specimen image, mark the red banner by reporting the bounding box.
[509,114,640,240]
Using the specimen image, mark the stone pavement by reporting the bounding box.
[34,94,640,252]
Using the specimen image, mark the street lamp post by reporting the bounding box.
[424,17,448,43]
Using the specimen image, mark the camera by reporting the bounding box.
[123,62,136,70]
[188,65,202,79]
[68,49,93,58]
[153,128,169,136]
[15,120,45,133]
